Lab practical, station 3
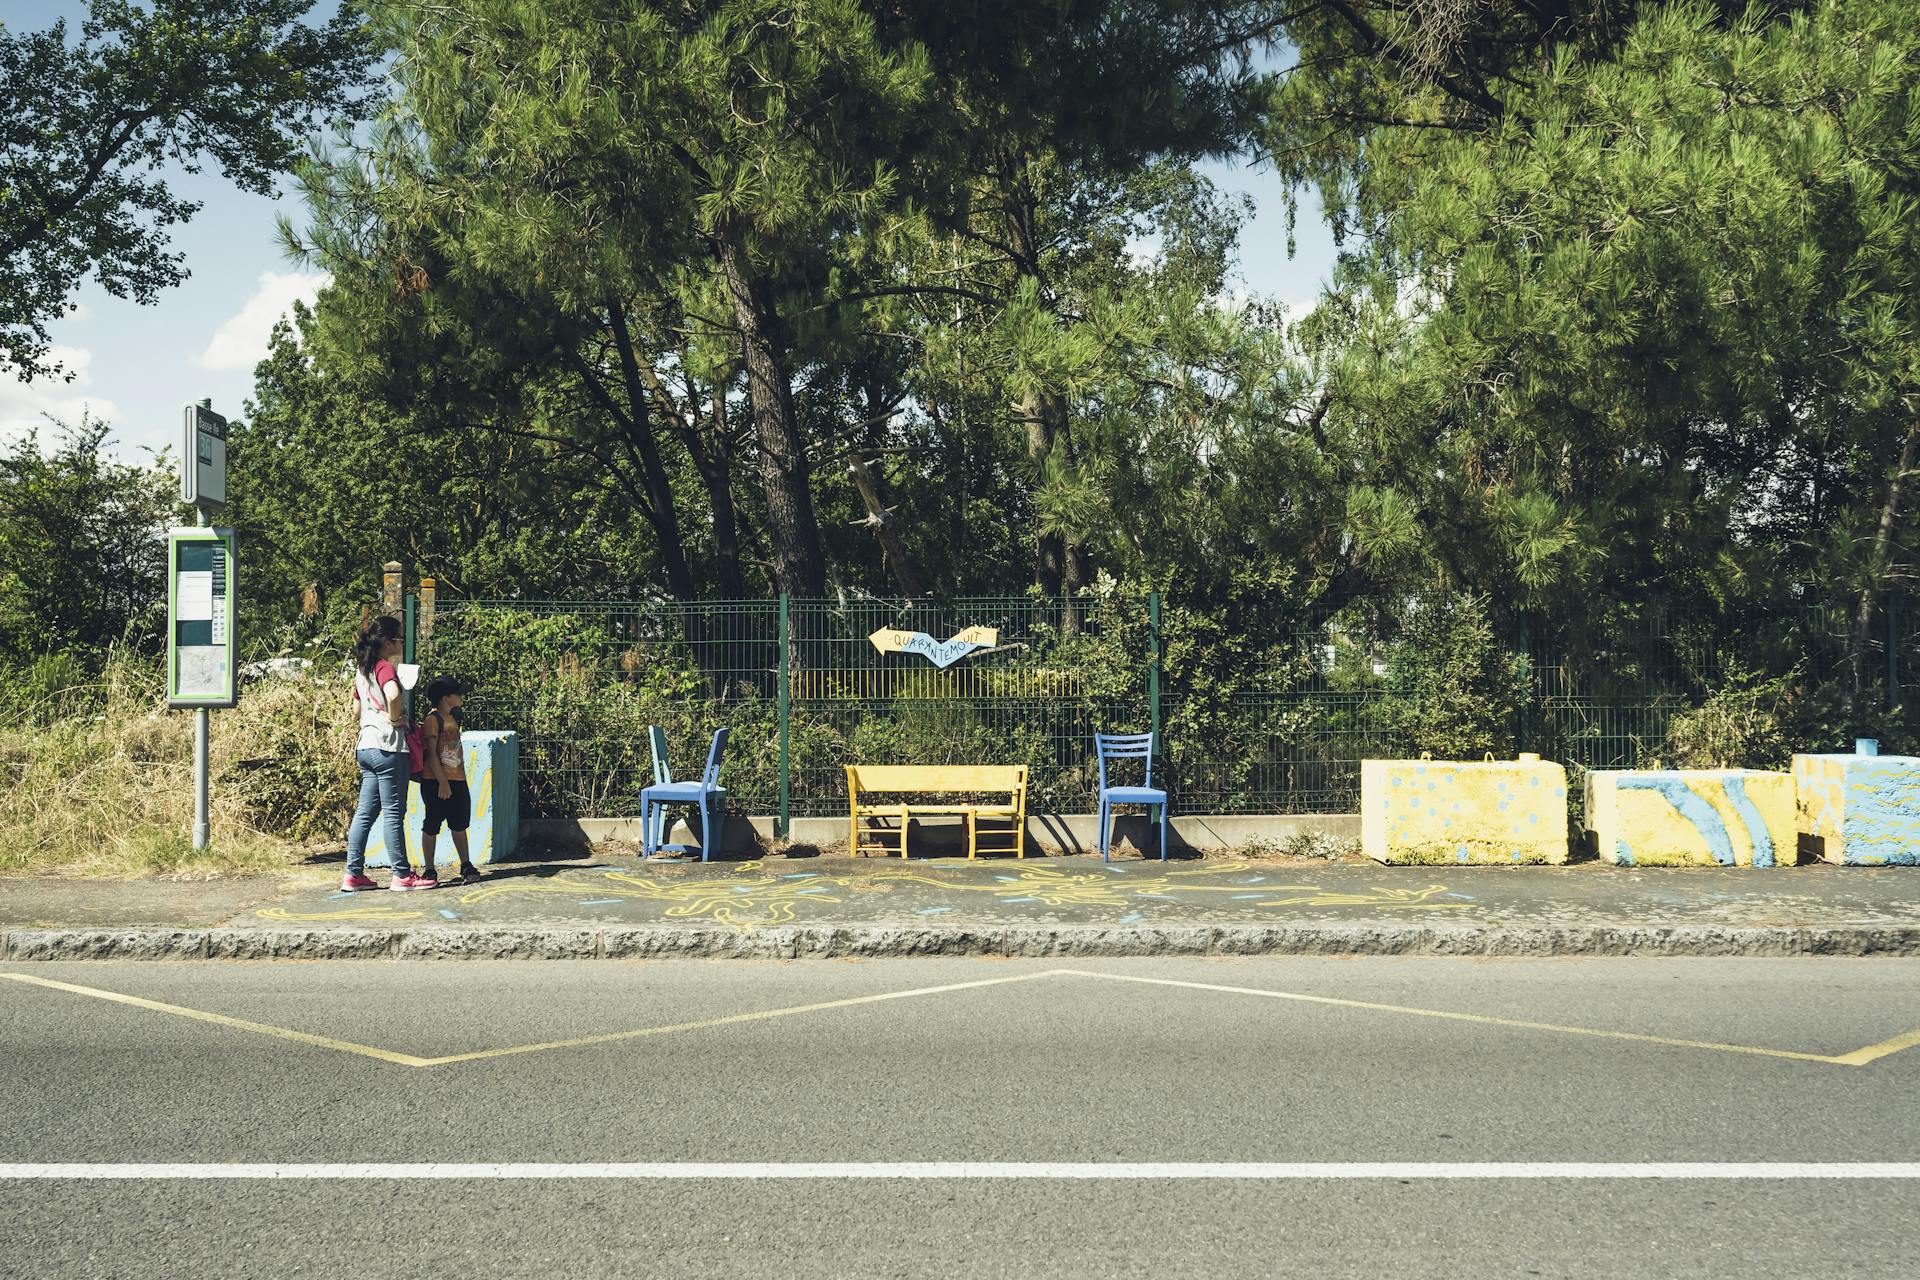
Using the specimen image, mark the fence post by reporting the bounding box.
[403,592,416,664]
[778,594,791,839]
[381,561,403,617]
[1148,591,1162,753]
[418,578,436,647]
[1516,615,1534,754]
[1889,593,1902,712]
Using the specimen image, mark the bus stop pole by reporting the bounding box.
[193,505,211,851]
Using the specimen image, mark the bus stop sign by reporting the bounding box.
[168,527,237,708]
[181,401,227,511]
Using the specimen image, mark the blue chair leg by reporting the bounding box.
[1159,803,1168,861]
[699,797,712,862]
[1099,799,1110,863]
[641,798,652,859]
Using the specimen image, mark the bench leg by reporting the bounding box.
[966,810,976,860]
[898,805,911,858]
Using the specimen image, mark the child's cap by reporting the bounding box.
[425,675,466,704]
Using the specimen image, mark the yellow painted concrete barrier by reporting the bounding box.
[1584,769,1795,867]
[366,731,520,869]
[1361,754,1568,865]
[1793,739,1920,866]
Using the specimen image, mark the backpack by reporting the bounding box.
[405,720,428,779]
[360,666,427,777]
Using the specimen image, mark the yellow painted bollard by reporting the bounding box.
[365,731,521,869]
[1361,753,1568,865]
[1793,739,1920,865]
[1583,769,1795,867]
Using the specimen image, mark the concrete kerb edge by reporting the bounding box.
[7,923,1920,961]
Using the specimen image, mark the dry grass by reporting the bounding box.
[0,657,359,878]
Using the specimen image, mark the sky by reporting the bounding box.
[3,1,1341,462]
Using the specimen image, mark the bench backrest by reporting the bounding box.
[846,764,1027,795]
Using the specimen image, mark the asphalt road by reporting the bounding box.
[2,956,1917,1278]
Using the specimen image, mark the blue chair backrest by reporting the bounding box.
[701,727,730,788]
[648,726,672,787]
[1095,732,1155,790]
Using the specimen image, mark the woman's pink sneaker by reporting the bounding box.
[388,873,437,892]
[340,874,379,892]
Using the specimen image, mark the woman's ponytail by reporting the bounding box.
[354,615,402,675]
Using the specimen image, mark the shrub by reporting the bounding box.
[1662,661,1908,769]
[1379,594,1527,759]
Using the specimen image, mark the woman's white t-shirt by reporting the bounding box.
[356,661,405,754]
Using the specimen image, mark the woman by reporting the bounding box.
[343,616,433,891]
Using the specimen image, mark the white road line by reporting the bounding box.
[2,1163,1918,1180]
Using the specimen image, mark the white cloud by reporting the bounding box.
[0,346,122,446]
[198,270,330,371]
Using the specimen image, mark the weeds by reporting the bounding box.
[0,651,355,876]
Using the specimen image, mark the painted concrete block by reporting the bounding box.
[1584,769,1795,867]
[366,731,520,869]
[1793,740,1920,866]
[1361,754,1568,865]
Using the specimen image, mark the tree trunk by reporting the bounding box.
[715,231,828,600]
[848,453,925,597]
[1019,387,1066,596]
[1000,152,1071,600]
[703,387,747,599]
[1851,409,1920,709]
[564,308,697,602]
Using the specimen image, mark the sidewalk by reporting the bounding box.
[4,853,1919,959]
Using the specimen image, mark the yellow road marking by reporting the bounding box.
[1829,1025,1920,1067]
[0,973,431,1067]
[5,966,1916,1071]
[1053,969,1920,1067]
[0,970,1064,1070]
[411,971,1062,1066]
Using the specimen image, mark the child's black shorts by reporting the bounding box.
[420,779,471,834]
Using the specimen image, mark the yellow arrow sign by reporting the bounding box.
[868,626,1001,667]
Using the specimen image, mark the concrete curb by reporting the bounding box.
[6,922,1920,961]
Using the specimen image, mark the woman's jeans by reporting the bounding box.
[346,748,410,876]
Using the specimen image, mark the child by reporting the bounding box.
[418,675,481,884]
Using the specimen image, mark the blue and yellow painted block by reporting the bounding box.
[366,730,520,869]
[1361,754,1569,865]
[1584,769,1794,867]
[1793,741,1920,866]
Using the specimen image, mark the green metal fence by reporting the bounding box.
[414,593,1907,821]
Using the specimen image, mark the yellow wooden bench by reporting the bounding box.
[845,764,1029,859]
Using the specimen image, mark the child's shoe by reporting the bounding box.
[340,874,379,892]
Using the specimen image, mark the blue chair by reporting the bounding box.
[1096,731,1168,862]
[645,726,675,852]
[641,728,728,861]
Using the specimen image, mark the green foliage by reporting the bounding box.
[0,417,176,664]
[0,0,372,376]
[1379,595,1528,759]
[1663,659,1908,768]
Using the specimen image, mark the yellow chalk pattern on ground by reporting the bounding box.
[255,904,427,923]
[1585,770,1796,867]
[1362,756,1569,865]
[453,860,1469,931]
